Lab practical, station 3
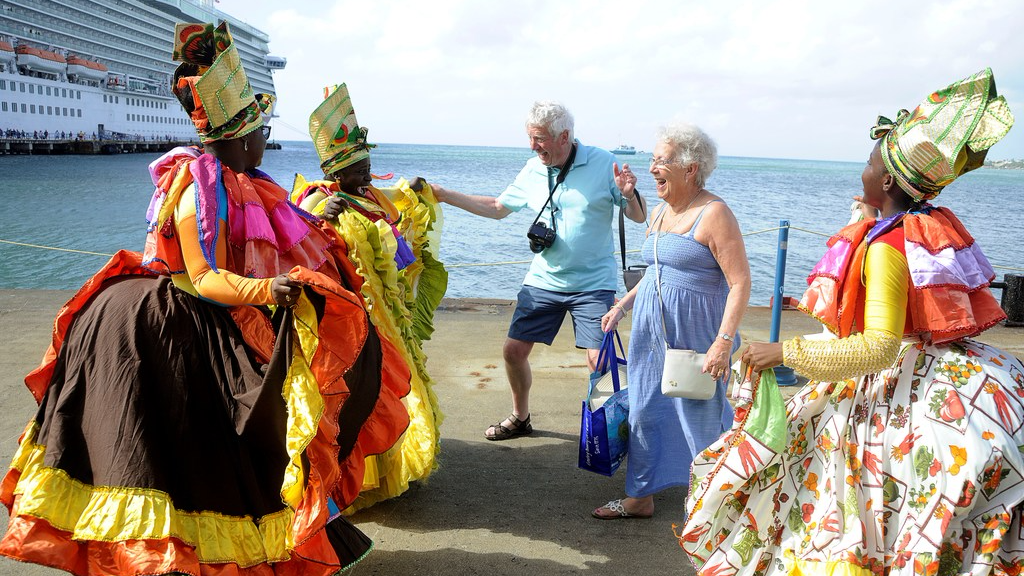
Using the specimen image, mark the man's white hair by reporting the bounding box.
[526,100,574,140]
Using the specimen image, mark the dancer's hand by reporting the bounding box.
[323,194,348,220]
[272,275,302,307]
[740,342,784,373]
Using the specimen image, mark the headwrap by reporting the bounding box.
[171,22,274,143]
[870,68,1014,202]
[309,83,376,176]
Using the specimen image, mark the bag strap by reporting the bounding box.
[618,208,627,272]
[652,208,672,346]
[596,330,614,373]
[593,330,627,393]
[618,191,648,271]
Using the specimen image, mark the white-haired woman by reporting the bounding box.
[595,122,750,519]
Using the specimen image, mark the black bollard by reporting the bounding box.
[1001,274,1024,327]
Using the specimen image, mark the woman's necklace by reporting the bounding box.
[660,189,705,233]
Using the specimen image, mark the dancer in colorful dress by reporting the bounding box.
[594,122,750,519]
[0,22,410,575]
[679,68,1022,576]
[292,83,447,512]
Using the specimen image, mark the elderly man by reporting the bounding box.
[432,100,646,440]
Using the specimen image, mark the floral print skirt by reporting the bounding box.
[679,339,1024,576]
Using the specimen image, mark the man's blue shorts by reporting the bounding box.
[507,285,615,349]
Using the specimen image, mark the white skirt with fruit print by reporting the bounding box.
[678,338,1024,576]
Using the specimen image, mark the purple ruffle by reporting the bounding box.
[808,238,854,283]
[906,241,997,290]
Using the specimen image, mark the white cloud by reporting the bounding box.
[213,0,1024,160]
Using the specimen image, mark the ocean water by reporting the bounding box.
[1,141,1022,305]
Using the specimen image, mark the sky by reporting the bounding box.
[210,0,1024,162]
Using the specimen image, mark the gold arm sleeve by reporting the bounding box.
[783,242,909,381]
[174,188,275,306]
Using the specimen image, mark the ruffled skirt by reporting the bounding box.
[679,339,1024,576]
[0,251,411,576]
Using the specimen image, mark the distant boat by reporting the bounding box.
[611,144,636,155]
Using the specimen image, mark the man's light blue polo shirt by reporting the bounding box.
[497,141,628,293]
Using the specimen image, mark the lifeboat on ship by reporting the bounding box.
[15,45,66,75]
[0,41,14,70]
[66,54,108,81]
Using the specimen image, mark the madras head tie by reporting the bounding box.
[869,110,910,140]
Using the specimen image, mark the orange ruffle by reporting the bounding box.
[902,206,975,253]
[0,506,354,576]
[799,210,1004,345]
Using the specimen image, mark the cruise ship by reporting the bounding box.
[0,0,285,141]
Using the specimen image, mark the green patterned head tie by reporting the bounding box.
[171,21,265,143]
[308,84,376,176]
[869,68,1014,202]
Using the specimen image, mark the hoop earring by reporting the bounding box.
[243,139,249,151]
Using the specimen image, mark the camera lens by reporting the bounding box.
[530,241,544,253]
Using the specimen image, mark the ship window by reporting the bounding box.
[115,96,119,104]
[20,83,24,92]
[62,88,67,97]
[1,102,6,112]
[29,84,33,94]
[30,104,35,113]
[20,104,25,113]
[103,95,107,103]
[63,107,67,116]
[47,106,52,115]
[77,91,81,99]
[77,109,82,117]
[46,87,51,96]
[0,80,5,89]
[127,114,130,121]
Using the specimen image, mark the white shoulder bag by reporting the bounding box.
[653,208,716,400]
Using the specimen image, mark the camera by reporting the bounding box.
[527,221,556,253]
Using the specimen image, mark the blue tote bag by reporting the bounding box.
[578,330,629,476]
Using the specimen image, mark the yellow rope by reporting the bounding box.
[0,238,114,257]
[788,225,832,238]
[447,259,531,269]
[3,228,1021,273]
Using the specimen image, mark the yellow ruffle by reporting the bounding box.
[787,558,875,576]
[10,423,293,566]
[6,298,329,567]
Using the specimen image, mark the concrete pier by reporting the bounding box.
[0,292,1021,575]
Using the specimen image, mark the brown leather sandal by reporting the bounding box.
[484,413,533,441]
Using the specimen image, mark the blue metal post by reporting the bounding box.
[771,220,798,386]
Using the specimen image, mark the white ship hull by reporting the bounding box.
[0,0,284,141]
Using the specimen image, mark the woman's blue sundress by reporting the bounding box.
[625,201,737,498]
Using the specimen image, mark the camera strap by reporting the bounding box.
[532,143,577,231]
